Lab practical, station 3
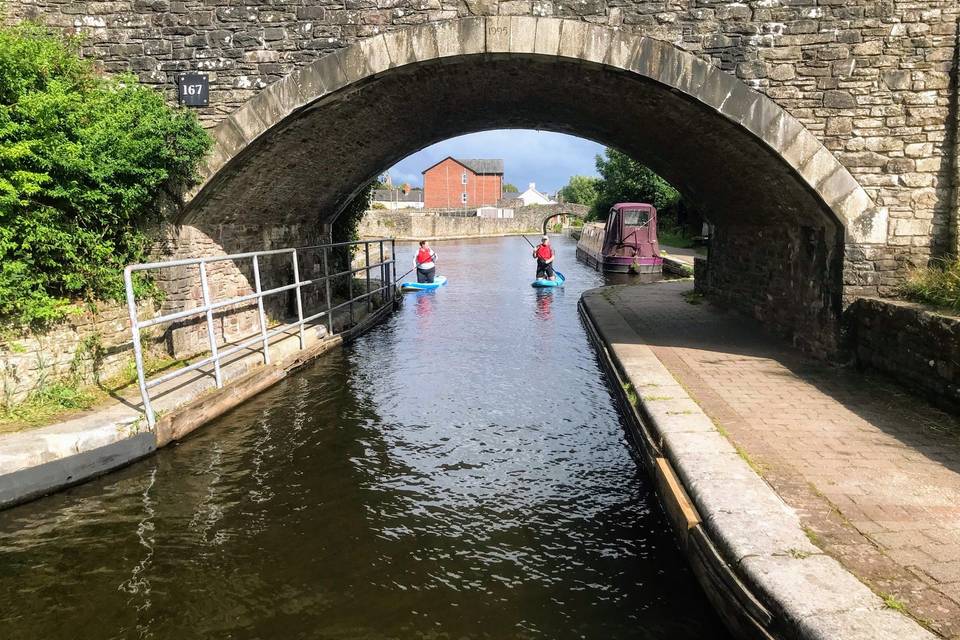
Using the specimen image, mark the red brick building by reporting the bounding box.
[422,157,503,208]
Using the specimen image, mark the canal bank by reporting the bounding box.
[0,298,395,510]
[580,282,944,640]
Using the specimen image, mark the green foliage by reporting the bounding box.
[502,183,519,193]
[371,201,387,210]
[333,182,374,245]
[558,175,600,206]
[0,22,211,327]
[658,228,697,249]
[331,182,375,293]
[899,259,960,312]
[591,149,680,219]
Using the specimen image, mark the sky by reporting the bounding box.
[384,130,605,194]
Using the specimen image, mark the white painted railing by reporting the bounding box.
[124,238,396,426]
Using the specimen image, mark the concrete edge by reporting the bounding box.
[0,300,398,510]
[577,288,934,640]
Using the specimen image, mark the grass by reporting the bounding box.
[659,228,697,249]
[682,291,705,305]
[899,258,960,313]
[0,351,190,433]
[622,382,639,407]
[803,526,824,548]
[881,593,908,613]
[0,383,99,431]
[715,421,767,474]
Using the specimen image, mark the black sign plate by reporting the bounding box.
[177,73,209,107]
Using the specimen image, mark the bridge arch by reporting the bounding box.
[175,17,890,355]
[542,210,587,235]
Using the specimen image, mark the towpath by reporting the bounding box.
[604,280,960,639]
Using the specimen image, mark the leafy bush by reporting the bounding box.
[558,175,600,206]
[590,149,680,219]
[899,259,960,312]
[0,23,211,327]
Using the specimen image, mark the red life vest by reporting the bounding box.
[535,245,553,261]
[416,247,433,265]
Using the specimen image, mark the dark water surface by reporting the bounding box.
[0,235,728,639]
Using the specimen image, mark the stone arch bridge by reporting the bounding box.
[7,1,960,356]
[542,209,586,234]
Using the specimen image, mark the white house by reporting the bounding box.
[515,182,556,206]
[372,188,425,210]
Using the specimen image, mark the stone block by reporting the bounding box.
[581,23,612,64]
[823,89,857,109]
[508,16,538,54]
[408,22,439,61]
[533,17,562,55]
[740,555,882,623]
[557,19,588,59]
[799,607,936,640]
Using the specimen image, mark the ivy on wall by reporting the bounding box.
[0,22,211,327]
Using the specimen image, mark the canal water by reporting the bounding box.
[0,235,728,639]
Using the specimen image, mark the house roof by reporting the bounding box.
[459,158,504,174]
[421,156,504,175]
[373,189,423,202]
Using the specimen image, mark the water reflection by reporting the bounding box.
[534,289,555,320]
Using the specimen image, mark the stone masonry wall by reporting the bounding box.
[0,300,158,406]
[359,205,585,239]
[155,222,330,357]
[851,296,960,411]
[7,0,958,281]
[699,221,844,356]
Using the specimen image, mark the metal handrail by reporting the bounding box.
[124,238,397,426]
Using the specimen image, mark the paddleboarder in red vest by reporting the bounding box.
[415,240,437,283]
[533,235,555,280]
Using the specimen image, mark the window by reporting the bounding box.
[461,192,468,204]
[461,172,468,185]
[623,210,650,226]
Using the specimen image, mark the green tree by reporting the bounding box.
[558,175,600,206]
[0,23,211,326]
[591,149,679,219]
[502,183,519,193]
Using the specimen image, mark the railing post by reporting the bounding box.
[390,239,396,296]
[379,240,385,307]
[348,255,354,327]
[252,255,270,364]
[124,267,156,427]
[365,241,372,312]
[291,249,305,349]
[323,245,333,336]
[198,261,223,388]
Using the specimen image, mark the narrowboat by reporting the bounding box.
[576,202,663,274]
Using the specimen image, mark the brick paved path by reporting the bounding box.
[607,281,960,639]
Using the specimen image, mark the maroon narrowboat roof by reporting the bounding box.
[611,202,656,211]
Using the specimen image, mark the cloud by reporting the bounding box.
[386,130,604,193]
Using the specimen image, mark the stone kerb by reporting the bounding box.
[186,17,884,246]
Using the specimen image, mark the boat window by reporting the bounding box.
[623,210,650,226]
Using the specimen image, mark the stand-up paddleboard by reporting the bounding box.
[401,275,448,292]
[532,271,565,288]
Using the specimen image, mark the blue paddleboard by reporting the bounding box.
[531,271,565,288]
[401,275,448,292]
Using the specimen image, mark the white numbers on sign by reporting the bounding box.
[183,84,204,96]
